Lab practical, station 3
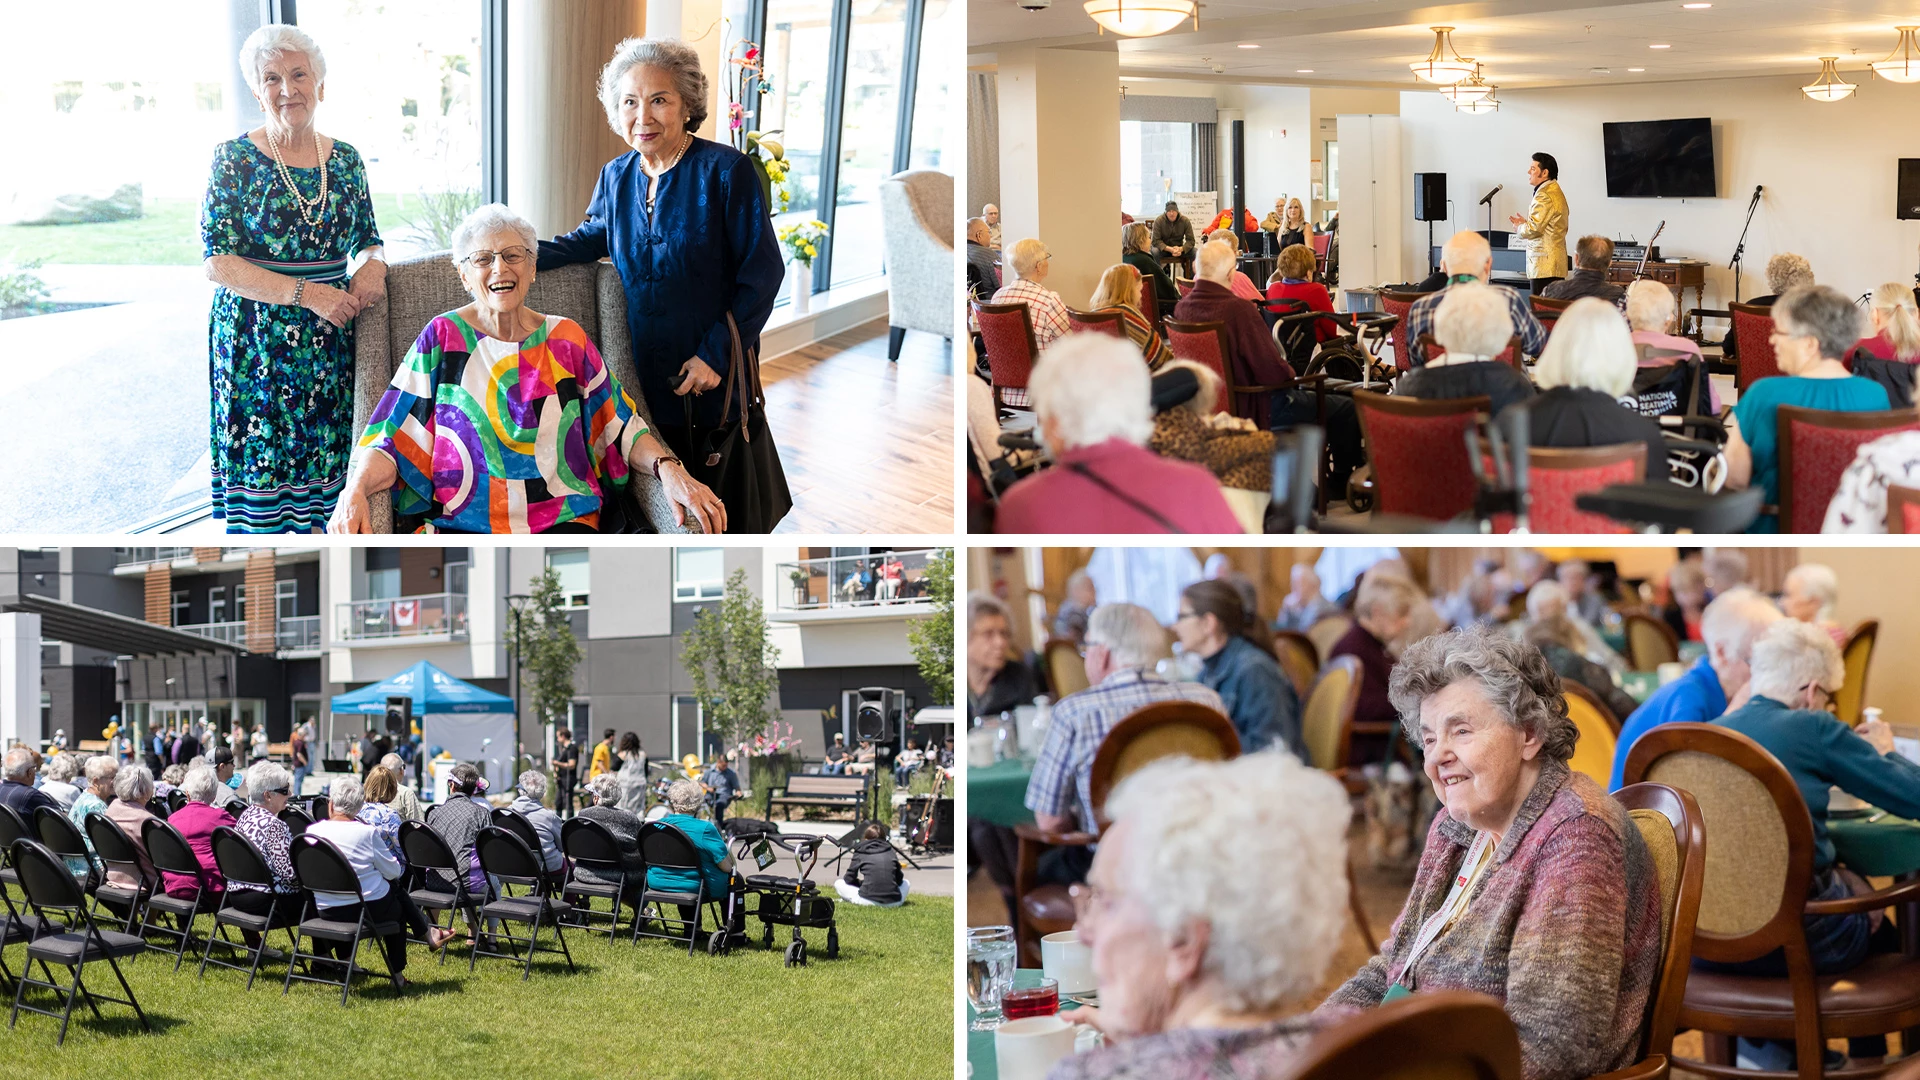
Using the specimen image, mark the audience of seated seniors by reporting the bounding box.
[1608,586,1781,789]
[1318,626,1661,1080]
[1147,361,1275,493]
[990,238,1071,349]
[0,747,59,819]
[162,765,235,898]
[994,334,1241,533]
[1120,221,1177,314]
[508,768,568,895]
[67,755,116,875]
[1263,243,1339,345]
[575,772,648,906]
[226,760,306,950]
[1173,579,1305,759]
[1623,279,1721,414]
[1524,297,1672,481]
[1089,262,1172,369]
[1330,572,1428,737]
[1522,582,1641,722]
[1394,281,1537,417]
[97,765,160,924]
[377,753,425,822]
[1725,284,1891,532]
[968,591,1040,717]
[1406,232,1549,365]
[1024,603,1226,887]
[1707,617,1920,1068]
[1723,251,1814,359]
[1849,282,1920,409]
[1779,562,1847,648]
[1052,752,1351,1080]
[1274,563,1341,632]
[650,778,744,937]
[305,775,425,988]
[1541,235,1626,307]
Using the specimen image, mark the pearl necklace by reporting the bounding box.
[266,127,329,228]
[643,132,692,213]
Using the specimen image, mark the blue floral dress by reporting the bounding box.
[201,135,382,532]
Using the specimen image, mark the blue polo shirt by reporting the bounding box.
[1610,656,1727,790]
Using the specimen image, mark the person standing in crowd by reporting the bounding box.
[967,592,1038,718]
[552,727,580,819]
[1508,151,1569,294]
[1173,579,1305,759]
[615,733,649,814]
[589,728,616,781]
[173,723,202,767]
[289,722,311,798]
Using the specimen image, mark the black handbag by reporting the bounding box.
[673,312,793,533]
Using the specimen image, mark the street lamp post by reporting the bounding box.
[505,592,533,769]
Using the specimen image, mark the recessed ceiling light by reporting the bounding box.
[1238,43,1260,49]
[1297,68,1314,73]
[1650,43,1672,49]
[1682,3,1711,8]
[1629,67,1646,71]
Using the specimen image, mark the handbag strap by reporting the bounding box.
[1065,462,1186,533]
[681,312,761,441]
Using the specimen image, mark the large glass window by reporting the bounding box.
[908,0,956,170]
[1121,121,1195,220]
[827,0,907,287]
[674,548,726,602]
[761,0,833,300]
[546,549,589,608]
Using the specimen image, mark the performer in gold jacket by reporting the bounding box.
[1509,152,1569,294]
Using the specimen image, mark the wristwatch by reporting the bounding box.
[651,454,684,480]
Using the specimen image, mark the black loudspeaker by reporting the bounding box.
[1415,172,1448,222]
[853,687,894,741]
[1899,159,1920,220]
[384,695,410,736]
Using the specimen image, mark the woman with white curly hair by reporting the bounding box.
[1050,751,1350,1079]
[1318,625,1661,1080]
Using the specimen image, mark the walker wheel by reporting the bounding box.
[785,940,805,967]
[708,932,726,956]
[762,924,776,948]
[826,928,839,959]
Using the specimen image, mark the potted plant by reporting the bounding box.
[789,566,810,608]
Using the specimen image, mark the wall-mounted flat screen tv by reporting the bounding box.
[1602,117,1716,198]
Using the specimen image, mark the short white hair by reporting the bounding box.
[1031,333,1152,450]
[1085,603,1169,670]
[1103,751,1350,1011]
[380,753,407,775]
[1746,617,1844,704]
[1784,563,1840,622]
[667,779,704,814]
[114,764,154,805]
[1008,238,1049,278]
[44,754,80,784]
[330,774,367,818]
[1623,280,1676,333]
[239,24,327,85]
[181,765,221,806]
[1700,586,1783,663]
[1197,239,1237,284]
[450,203,538,265]
[245,761,291,805]
[1525,579,1570,622]
[1703,549,1750,592]
[1,748,31,783]
[517,769,548,801]
[1441,231,1492,277]
[83,755,118,786]
[1535,297,1636,396]
[1433,282,1514,358]
[598,37,709,134]
[1159,358,1222,417]
[586,773,620,805]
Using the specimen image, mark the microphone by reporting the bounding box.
[1479,184,1503,206]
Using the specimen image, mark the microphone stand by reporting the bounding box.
[1728,185,1762,303]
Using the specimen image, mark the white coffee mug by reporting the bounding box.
[1041,930,1096,995]
[995,1015,1077,1080]
[1656,661,1685,686]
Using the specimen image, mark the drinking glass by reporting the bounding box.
[1003,976,1059,1020]
[967,925,1017,1030]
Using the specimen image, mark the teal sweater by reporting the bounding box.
[646,813,731,897]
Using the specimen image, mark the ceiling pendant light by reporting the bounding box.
[1083,0,1197,38]
[1871,26,1920,83]
[1802,56,1857,101]
[1456,90,1500,114]
[1440,63,1495,103]
[1410,26,1476,84]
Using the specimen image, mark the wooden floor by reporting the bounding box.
[762,319,954,534]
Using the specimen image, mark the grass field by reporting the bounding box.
[2,892,953,1080]
[0,195,444,266]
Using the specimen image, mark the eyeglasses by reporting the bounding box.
[1175,609,1199,621]
[1768,328,1809,343]
[461,247,532,270]
[1068,882,1114,923]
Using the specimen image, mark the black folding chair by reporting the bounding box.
[307,796,331,822]
[5,839,150,1046]
[82,813,151,935]
[283,834,401,1006]
[144,798,169,820]
[32,807,99,893]
[399,820,477,964]
[277,805,313,836]
[0,804,28,899]
[165,790,187,815]
[138,817,213,972]
[490,808,559,896]
[470,827,576,980]
[560,817,638,943]
[635,821,737,957]
[200,827,296,989]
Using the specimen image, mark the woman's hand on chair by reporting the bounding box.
[327,486,372,534]
[659,461,727,533]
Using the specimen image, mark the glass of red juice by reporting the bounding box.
[1003,977,1059,1020]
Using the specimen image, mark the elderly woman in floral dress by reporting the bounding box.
[202,24,385,531]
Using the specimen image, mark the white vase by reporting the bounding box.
[791,261,812,314]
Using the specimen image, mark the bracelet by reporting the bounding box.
[651,454,683,480]
[291,279,306,307]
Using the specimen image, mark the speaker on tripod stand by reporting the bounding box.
[1415,172,1448,274]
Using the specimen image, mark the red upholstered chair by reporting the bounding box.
[1352,390,1490,521]
[1729,301,1782,390]
[1889,484,1920,533]
[1776,405,1920,534]
[1379,290,1425,374]
[973,301,1039,410]
[1161,320,1233,414]
[1517,443,1646,534]
[1065,308,1126,337]
[1530,293,1572,332]
[1416,333,1525,372]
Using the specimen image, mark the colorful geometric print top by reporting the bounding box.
[359,312,648,533]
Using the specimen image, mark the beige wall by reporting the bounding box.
[508,0,648,238]
[996,45,1121,310]
[1803,548,1920,720]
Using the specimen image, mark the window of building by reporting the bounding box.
[209,585,226,623]
[234,583,246,624]
[546,549,589,608]
[673,548,726,602]
[170,590,189,626]
[276,578,298,619]
[366,569,400,600]
[908,0,955,171]
[1121,121,1196,220]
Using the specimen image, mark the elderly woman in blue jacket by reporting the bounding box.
[1172,579,1304,759]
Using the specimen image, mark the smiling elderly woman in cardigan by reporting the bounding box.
[1317,624,1661,1080]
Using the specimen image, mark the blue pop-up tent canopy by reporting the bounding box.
[330,661,512,715]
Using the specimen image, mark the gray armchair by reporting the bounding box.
[351,251,698,533]
[878,169,954,361]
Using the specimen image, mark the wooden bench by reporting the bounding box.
[766,774,871,821]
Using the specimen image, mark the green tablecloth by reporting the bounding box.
[1830,813,1920,878]
[968,968,1083,1080]
[1619,671,1661,705]
[971,758,1036,828]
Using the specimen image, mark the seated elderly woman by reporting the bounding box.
[1054,751,1351,1079]
[162,765,236,898]
[225,760,305,950]
[1522,581,1641,722]
[1088,263,1172,370]
[329,202,724,534]
[1318,625,1661,1080]
[508,769,568,895]
[648,779,743,938]
[155,763,187,802]
[1780,562,1847,647]
[1725,284,1891,532]
[1724,251,1814,359]
[39,753,82,812]
[357,764,407,867]
[995,334,1241,533]
[1263,243,1339,346]
[1623,281,1721,413]
[1148,360,1276,493]
[97,765,160,922]
[1524,297,1670,482]
[1851,282,1920,408]
[305,775,430,988]
[1394,281,1536,417]
[66,755,117,877]
[1121,221,1178,315]
[575,772,648,905]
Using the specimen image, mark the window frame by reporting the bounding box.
[545,549,591,610]
[673,548,727,603]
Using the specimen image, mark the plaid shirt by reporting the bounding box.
[1025,669,1226,830]
[1405,281,1548,365]
[992,279,1071,349]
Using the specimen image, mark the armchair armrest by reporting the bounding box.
[1584,1054,1669,1080]
[1805,874,1920,916]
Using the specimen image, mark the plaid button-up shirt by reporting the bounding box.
[1405,281,1548,365]
[992,279,1071,349]
[1025,668,1226,830]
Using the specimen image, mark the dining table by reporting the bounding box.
[968,968,1088,1080]
[971,757,1037,829]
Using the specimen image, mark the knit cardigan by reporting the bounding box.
[1319,758,1660,1080]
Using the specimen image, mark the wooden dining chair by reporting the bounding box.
[1041,637,1090,700]
[1888,484,1920,533]
[1300,656,1364,782]
[1280,989,1523,1080]
[1304,614,1353,663]
[1623,613,1679,671]
[1833,619,1878,728]
[1562,682,1622,790]
[1272,630,1320,702]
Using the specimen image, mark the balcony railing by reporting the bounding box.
[774,549,939,612]
[115,547,193,566]
[337,593,468,641]
[176,620,248,646]
[276,615,321,650]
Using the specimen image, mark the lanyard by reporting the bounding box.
[1395,830,1495,990]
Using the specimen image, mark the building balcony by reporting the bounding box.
[113,547,319,576]
[770,550,939,623]
[275,614,321,651]
[334,593,468,645]
[113,547,193,567]
[175,620,248,647]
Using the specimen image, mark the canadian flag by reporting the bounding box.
[393,600,418,627]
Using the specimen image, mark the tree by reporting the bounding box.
[907,548,954,706]
[505,569,583,734]
[679,567,782,752]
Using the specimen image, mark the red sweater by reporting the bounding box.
[1265,280,1338,342]
[996,438,1241,534]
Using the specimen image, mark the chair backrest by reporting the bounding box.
[1834,619,1878,727]
[490,807,543,856]
[559,816,626,872]
[1531,293,1573,319]
[32,805,89,862]
[1272,630,1320,702]
[166,789,188,814]
[1630,353,1709,420]
[1353,390,1492,521]
[1300,656,1364,773]
[1417,332,1522,370]
[289,834,365,906]
[1379,290,1424,373]
[1042,638,1091,699]
[141,816,204,886]
[400,818,459,872]
[1623,613,1679,671]
[1890,484,1920,533]
[278,805,313,836]
[1612,782,1706,1069]
[1524,442,1646,534]
[210,825,274,891]
[474,825,543,888]
[1729,302,1781,390]
[637,821,703,876]
[972,302,1039,392]
[1065,308,1126,337]
[0,803,27,851]
[82,811,141,871]
[1777,405,1920,534]
[1305,615,1352,661]
[308,795,331,821]
[1561,682,1622,788]
[1165,319,1258,420]
[1282,989,1523,1080]
[1086,701,1240,833]
[8,838,87,915]
[1621,723,1811,962]
[145,797,169,819]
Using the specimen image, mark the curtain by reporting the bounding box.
[967,72,999,218]
[1194,121,1217,195]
